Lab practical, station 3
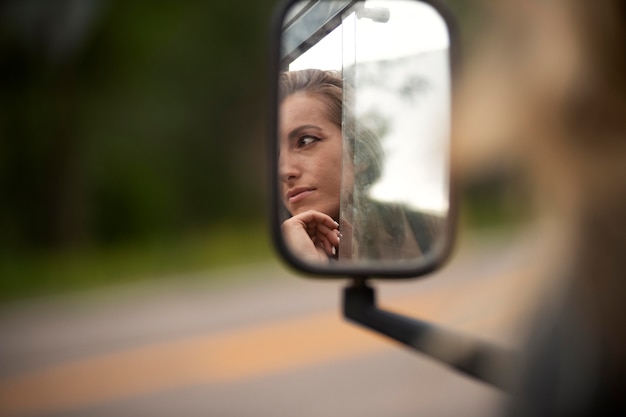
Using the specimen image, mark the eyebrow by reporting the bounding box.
[288,125,322,141]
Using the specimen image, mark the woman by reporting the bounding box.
[279,69,345,264]
[279,69,442,265]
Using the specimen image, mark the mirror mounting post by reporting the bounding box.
[343,279,516,391]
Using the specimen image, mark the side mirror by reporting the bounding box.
[268,2,514,391]
[270,0,457,278]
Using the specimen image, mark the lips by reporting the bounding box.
[286,187,315,204]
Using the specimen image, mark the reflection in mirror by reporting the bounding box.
[277,0,451,273]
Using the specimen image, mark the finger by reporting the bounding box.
[295,210,340,230]
[306,221,335,237]
[314,230,338,257]
[319,237,333,257]
[313,224,340,247]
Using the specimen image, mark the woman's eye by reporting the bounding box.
[297,135,320,148]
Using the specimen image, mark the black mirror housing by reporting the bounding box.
[269,0,459,279]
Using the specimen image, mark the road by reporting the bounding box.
[0,230,554,417]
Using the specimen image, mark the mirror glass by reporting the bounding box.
[275,0,452,275]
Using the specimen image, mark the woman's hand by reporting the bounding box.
[282,210,340,264]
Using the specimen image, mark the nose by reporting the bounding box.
[279,150,300,183]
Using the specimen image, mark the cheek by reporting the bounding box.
[315,162,336,189]
[324,150,344,190]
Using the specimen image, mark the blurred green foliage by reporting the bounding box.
[0,1,277,250]
[0,0,278,300]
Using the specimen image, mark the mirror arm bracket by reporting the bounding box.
[343,279,516,391]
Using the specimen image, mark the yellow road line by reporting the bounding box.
[0,312,385,417]
[0,267,535,417]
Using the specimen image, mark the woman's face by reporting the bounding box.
[279,92,344,220]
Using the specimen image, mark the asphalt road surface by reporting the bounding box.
[0,230,554,417]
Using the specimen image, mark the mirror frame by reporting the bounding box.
[268,0,460,279]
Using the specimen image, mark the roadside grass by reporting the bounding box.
[0,223,275,303]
